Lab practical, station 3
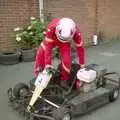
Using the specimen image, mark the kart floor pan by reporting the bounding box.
[69,87,109,116]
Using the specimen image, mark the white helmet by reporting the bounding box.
[55,18,76,42]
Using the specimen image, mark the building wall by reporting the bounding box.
[0,0,120,51]
[45,0,96,45]
[45,0,120,43]
[97,0,120,40]
[0,0,39,52]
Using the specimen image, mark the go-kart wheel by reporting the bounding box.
[13,83,29,98]
[109,87,119,102]
[52,107,72,120]
[61,112,71,120]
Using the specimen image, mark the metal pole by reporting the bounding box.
[39,0,44,22]
[31,91,60,108]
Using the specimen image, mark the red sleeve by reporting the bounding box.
[73,26,85,65]
[45,27,55,39]
[42,19,59,66]
[43,41,54,66]
[45,18,59,38]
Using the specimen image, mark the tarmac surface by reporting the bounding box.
[0,40,120,120]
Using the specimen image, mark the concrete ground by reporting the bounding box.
[0,40,120,120]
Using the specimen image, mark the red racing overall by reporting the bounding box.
[34,18,85,82]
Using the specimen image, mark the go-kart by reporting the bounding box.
[7,63,120,120]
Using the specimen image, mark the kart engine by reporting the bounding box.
[76,65,107,93]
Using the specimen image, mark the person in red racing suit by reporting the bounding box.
[34,18,85,89]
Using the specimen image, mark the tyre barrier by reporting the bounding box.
[0,48,37,65]
[0,51,20,65]
[19,48,36,62]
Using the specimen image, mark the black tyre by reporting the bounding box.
[52,107,72,120]
[0,52,20,65]
[109,87,119,102]
[20,48,36,62]
[13,83,29,98]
